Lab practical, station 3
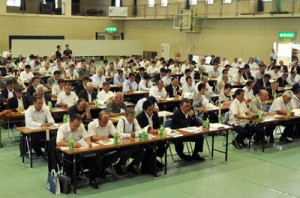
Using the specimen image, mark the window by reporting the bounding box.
[161,0,168,7]
[223,0,232,3]
[206,0,214,4]
[148,0,155,7]
[6,0,21,7]
[115,0,121,7]
[190,0,197,5]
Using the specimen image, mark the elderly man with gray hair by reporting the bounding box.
[78,82,97,103]
[269,90,295,143]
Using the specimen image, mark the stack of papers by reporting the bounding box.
[292,109,300,116]
[98,138,114,145]
[210,123,231,130]
[168,130,183,137]
[180,127,200,133]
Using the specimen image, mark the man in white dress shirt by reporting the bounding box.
[138,73,153,91]
[134,96,159,113]
[57,83,78,108]
[92,68,106,88]
[123,72,137,92]
[248,57,259,70]
[113,70,126,85]
[39,63,52,76]
[242,80,254,101]
[97,82,115,104]
[25,95,55,157]
[19,65,34,82]
[52,79,65,97]
[161,69,172,86]
[116,108,144,174]
[269,90,295,143]
[147,61,157,75]
[182,76,196,94]
[65,64,79,79]
[180,69,194,86]
[57,114,98,189]
[287,70,298,85]
[149,80,167,100]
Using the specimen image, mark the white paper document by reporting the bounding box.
[180,127,200,133]
[60,146,69,151]
[168,130,183,137]
[98,138,114,145]
[78,138,89,149]
[209,123,231,130]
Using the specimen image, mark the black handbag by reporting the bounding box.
[57,173,71,194]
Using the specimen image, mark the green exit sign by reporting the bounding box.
[106,26,118,33]
[278,32,296,39]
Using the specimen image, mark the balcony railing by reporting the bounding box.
[5,1,300,17]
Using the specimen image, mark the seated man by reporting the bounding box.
[266,81,280,99]
[134,96,159,113]
[47,70,61,87]
[78,61,90,78]
[153,68,166,82]
[123,72,137,92]
[161,69,172,87]
[25,95,55,157]
[2,80,16,102]
[19,64,34,82]
[229,89,262,148]
[57,83,78,108]
[97,82,115,104]
[149,80,167,100]
[116,108,144,175]
[242,80,254,102]
[56,114,98,189]
[165,77,181,98]
[1,61,13,76]
[181,76,196,94]
[27,77,40,97]
[68,99,91,121]
[75,76,89,95]
[88,112,119,178]
[138,73,153,91]
[253,74,271,95]
[52,79,65,97]
[92,68,106,88]
[7,87,30,111]
[171,99,204,161]
[269,90,295,143]
[277,73,289,87]
[78,82,97,103]
[34,84,51,108]
[249,90,276,143]
[65,64,79,79]
[104,92,127,117]
[113,70,126,85]
[136,100,165,173]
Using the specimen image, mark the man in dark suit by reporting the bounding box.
[292,80,300,93]
[75,76,90,95]
[1,61,13,76]
[7,87,30,111]
[1,80,16,102]
[266,81,280,99]
[136,100,165,173]
[153,68,166,83]
[47,70,61,87]
[277,73,289,87]
[209,55,218,65]
[194,67,208,80]
[78,82,97,103]
[171,99,204,161]
[243,64,255,81]
[27,77,40,97]
[135,67,146,84]
[165,77,181,97]
[253,74,271,95]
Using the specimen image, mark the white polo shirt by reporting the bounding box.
[149,86,167,100]
[229,98,249,127]
[243,86,254,100]
[57,91,78,107]
[269,96,293,113]
[56,122,89,143]
[88,119,116,137]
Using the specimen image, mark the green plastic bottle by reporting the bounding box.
[141,129,146,141]
[63,114,67,123]
[287,107,291,118]
[17,105,21,115]
[258,111,263,121]
[48,102,52,112]
[273,92,277,99]
[114,132,119,144]
[205,118,210,130]
[94,99,99,108]
[159,125,164,137]
[68,138,74,152]
[97,88,100,94]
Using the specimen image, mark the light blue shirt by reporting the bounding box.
[123,80,138,92]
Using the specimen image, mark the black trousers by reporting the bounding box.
[31,133,46,157]
[233,124,264,143]
[117,146,145,167]
[281,124,296,138]
[173,135,204,156]
[61,154,98,181]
